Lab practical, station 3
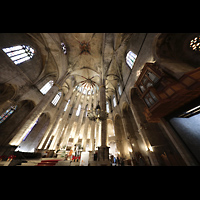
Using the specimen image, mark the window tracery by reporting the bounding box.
[51,92,62,106]
[40,80,54,95]
[126,51,137,69]
[2,45,34,65]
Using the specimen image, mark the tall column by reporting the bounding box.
[9,72,70,146]
[38,96,67,149]
[58,91,77,149]
[59,92,82,148]
[73,94,87,145]
[82,95,93,151]
[9,84,59,146]
[45,87,74,150]
[121,115,140,162]
[90,121,95,151]
[129,102,160,166]
[97,79,109,162]
[100,81,107,147]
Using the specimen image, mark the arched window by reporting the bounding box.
[64,99,70,111]
[118,84,122,96]
[113,96,117,107]
[51,91,62,106]
[40,80,54,95]
[106,101,110,113]
[2,45,35,65]
[76,104,81,116]
[126,51,137,69]
[0,105,17,124]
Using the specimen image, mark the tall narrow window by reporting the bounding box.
[64,99,70,111]
[113,96,117,107]
[51,92,62,106]
[106,101,110,113]
[118,84,122,96]
[76,104,81,116]
[40,80,54,95]
[2,45,35,65]
[0,105,17,124]
[126,51,137,69]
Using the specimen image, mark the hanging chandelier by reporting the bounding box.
[190,36,200,51]
[87,101,108,122]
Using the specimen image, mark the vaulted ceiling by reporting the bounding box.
[28,33,133,99]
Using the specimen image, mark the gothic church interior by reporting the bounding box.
[0,33,200,166]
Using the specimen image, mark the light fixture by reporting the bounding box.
[87,101,108,122]
[190,36,200,51]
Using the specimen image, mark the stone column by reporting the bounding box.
[90,121,95,151]
[9,72,70,146]
[38,96,67,149]
[129,102,160,166]
[45,88,74,150]
[73,94,87,145]
[59,92,82,148]
[82,94,93,151]
[9,84,59,146]
[57,91,77,149]
[97,80,109,163]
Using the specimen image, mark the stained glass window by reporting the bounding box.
[126,51,137,69]
[40,80,54,95]
[61,42,67,54]
[51,92,62,106]
[0,105,17,124]
[2,45,34,65]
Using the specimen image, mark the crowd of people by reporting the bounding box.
[110,154,126,166]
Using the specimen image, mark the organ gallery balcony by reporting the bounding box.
[135,62,200,122]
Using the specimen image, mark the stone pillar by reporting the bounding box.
[38,96,67,149]
[82,94,93,151]
[9,84,59,146]
[59,92,82,148]
[121,115,140,152]
[90,121,95,151]
[129,102,160,166]
[46,88,74,150]
[16,113,49,152]
[73,94,87,145]
[58,91,77,149]
[97,80,109,163]
[9,72,70,147]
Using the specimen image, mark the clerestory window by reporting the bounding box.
[76,104,81,116]
[126,51,137,69]
[2,45,35,65]
[40,80,54,95]
[51,92,62,106]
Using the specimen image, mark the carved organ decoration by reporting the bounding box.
[135,63,200,123]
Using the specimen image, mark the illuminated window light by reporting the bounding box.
[126,51,137,69]
[190,36,200,51]
[2,45,35,65]
[51,92,62,106]
[40,80,54,95]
